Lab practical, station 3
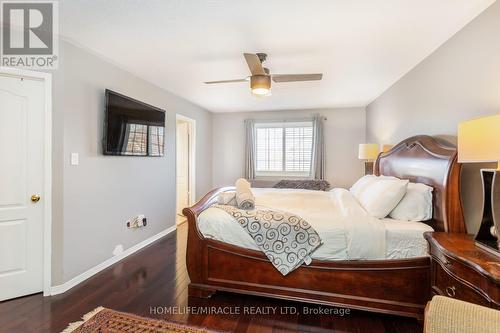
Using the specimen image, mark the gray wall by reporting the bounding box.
[50,0,500,283]
[366,1,500,234]
[212,108,366,189]
[51,41,213,284]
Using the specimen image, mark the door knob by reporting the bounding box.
[31,194,41,203]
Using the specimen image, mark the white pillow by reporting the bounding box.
[350,176,409,218]
[349,175,377,197]
[389,183,433,221]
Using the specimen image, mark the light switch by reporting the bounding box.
[70,153,79,166]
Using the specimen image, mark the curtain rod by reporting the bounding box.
[247,116,327,123]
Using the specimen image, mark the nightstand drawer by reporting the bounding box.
[431,250,485,288]
[432,261,491,307]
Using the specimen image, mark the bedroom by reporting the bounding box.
[0,0,499,332]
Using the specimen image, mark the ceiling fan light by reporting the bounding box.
[251,87,270,95]
[250,75,271,95]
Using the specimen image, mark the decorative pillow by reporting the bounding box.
[350,176,409,218]
[389,182,433,221]
[273,179,331,191]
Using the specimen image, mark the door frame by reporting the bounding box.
[0,67,52,296]
[175,114,196,216]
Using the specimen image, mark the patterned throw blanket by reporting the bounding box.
[213,204,322,275]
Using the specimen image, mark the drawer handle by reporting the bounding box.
[446,286,456,297]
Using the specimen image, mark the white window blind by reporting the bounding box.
[123,123,164,156]
[254,121,314,177]
[124,123,147,155]
[148,125,164,157]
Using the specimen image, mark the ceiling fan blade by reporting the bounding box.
[244,53,266,75]
[204,78,248,84]
[272,74,323,83]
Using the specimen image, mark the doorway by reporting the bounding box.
[176,115,195,225]
[0,68,52,301]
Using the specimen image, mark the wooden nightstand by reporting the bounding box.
[424,232,500,308]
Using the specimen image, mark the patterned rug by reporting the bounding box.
[62,307,222,333]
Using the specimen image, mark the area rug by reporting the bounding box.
[62,307,222,333]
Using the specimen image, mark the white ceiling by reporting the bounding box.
[59,0,495,112]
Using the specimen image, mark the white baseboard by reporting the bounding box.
[49,226,176,296]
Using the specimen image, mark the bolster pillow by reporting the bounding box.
[235,178,255,210]
[217,192,237,206]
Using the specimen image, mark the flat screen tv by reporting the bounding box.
[103,90,166,156]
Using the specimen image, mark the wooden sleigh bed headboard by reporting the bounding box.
[374,135,466,233]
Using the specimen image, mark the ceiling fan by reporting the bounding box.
[204,53,323,96]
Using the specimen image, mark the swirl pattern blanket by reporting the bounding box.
[213,204,322,275]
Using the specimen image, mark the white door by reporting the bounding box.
[0,74,45,301]
[176,121,190,217]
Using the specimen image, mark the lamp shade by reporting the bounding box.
[358,144,379,160]
[458,115,500,169]
[382,144,393,153]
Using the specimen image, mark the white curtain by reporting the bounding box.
[244,119,256,179]
[312,114,325,180]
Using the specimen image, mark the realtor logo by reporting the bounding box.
[1,1,58,68]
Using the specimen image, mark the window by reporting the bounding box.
[124,123,147,155]
[123,123,164,156]
[254,121,314,178]
[148,126,164,157]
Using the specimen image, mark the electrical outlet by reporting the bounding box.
[127,215,147,228]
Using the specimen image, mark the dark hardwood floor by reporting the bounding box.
[0,224,422,332]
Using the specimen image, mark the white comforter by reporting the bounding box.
[198,188,390,260]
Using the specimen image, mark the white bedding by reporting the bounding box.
[382,218,433,259]
[198,188,433,261]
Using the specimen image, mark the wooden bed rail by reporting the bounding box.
[182,186,432,317]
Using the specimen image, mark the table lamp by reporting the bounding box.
[382,144,393,153]
[359,143,380,175]
[458,114,500,256]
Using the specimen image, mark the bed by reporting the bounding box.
[197,188,434,261]
[183,135,467,319]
